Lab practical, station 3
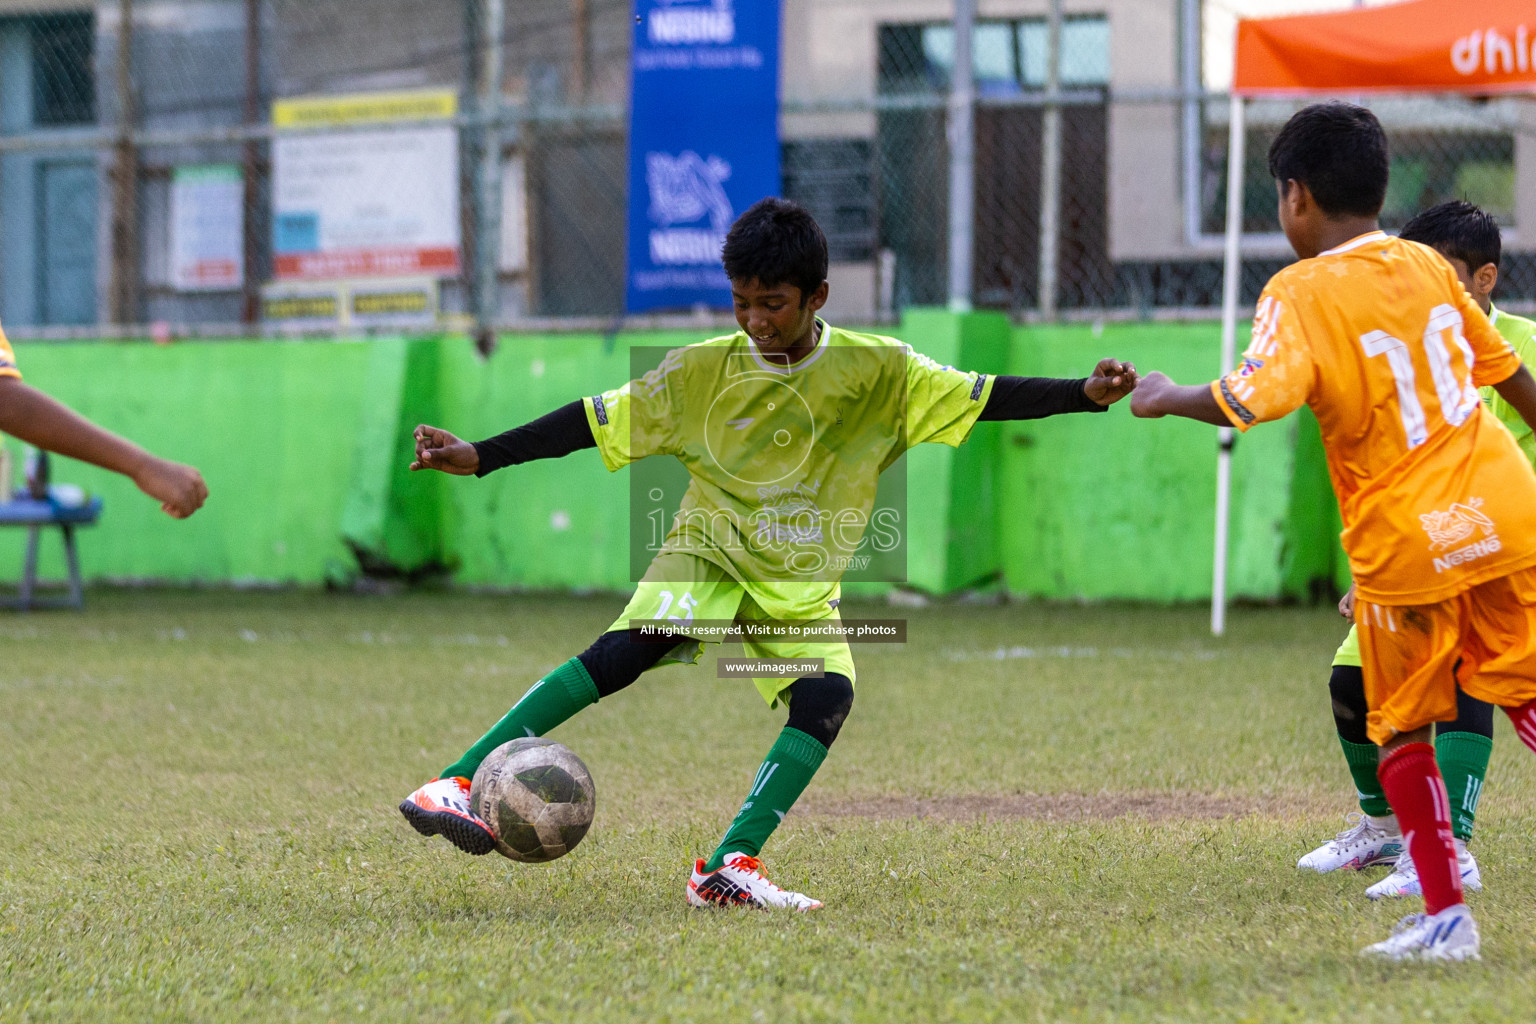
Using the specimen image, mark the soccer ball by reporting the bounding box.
[469,737,596,863]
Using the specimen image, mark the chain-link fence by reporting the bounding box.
[1190,93,1534,309]
[0,0,1530,337]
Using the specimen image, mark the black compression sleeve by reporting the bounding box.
[784,673,855,748]
[978,376,1106,421]
[471,400,596,477]
[1329,664,1371,746]
[577,629,683,699]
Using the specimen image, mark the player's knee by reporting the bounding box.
[577,629,680,699]
[785,673,855,748]
[1328,664,1370,745]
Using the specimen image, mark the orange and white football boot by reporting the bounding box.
[399,777,496,856]
[687,853,822,910]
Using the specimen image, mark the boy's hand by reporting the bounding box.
[1129,371,1174,418]
[1338,582,1356,620]
[412,424,480,475]
[132,458,208,519]
[1084,358,1138,406]
[1129,371,1233,426]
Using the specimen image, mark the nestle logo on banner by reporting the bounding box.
[646,151,733,267]
[648,0,735,46]
[1451,26,1534,76]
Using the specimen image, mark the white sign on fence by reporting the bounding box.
[171,164,243,291]
[270,90,461,282]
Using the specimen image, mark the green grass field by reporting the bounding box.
[3,590,1535,1022]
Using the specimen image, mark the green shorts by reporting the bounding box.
[607,551,857,707]
[1333,624,1362,669]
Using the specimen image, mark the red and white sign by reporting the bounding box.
[273,246,459,279]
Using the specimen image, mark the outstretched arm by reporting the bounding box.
[1491,365,1536,435]
[413,400,597,477]
[978,358,1139,421]
[0,377,207,518]
[1129,371,1231,426]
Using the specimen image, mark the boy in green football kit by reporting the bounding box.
[1297,202,1536,899]
[401,198,1139,908]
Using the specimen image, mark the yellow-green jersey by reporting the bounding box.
[583,321,996,622]
[1334,303,1536,668]
[1482,305,1536,464]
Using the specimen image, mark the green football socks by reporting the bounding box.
[1436,730,1492,843]
[704,727,828,873]
[439,658,599,781]
[1340,735,1393,819]
[1342,730,1492,842]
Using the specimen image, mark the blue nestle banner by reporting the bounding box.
[625,0,781,313]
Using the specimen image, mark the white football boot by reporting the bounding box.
[398,777,497,856]
[1365,839,1482,900]
[1297,812,1403,872]
[1360,904,1481,961]
[687,853,823,910]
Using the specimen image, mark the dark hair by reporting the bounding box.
[1267,102,1388,218]
[1399,200,1501,272]
[721,197,828,302]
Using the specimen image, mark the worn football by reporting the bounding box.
[469,737,596,863]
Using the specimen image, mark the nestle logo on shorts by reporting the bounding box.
[718,657,823,678]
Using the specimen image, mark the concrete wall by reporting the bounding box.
[0,22,42,326]
[1104,0,1181,262]
[777,0,1215,308]
[0,0,88,12]
[784,0,1191,270]
[269,0,464,98]
[1516,101,1536,255]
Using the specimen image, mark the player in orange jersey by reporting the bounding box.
[1131,102,1536,961]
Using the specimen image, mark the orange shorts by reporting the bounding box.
[1356,566,1536,745]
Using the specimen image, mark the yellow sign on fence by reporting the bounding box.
[271,89,457,128]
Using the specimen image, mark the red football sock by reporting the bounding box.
[1508,700,1536,754]
[1376,742,1462,916]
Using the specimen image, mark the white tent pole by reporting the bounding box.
[1213,93,1245,637]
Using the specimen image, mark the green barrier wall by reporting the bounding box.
[1282,408,1347,600]
[998,322,1319,602]
[0,314,1344,601]
[340,338,447,574]
[0,340,371,585]
[435,330,690,591]
[891,309,1008,594]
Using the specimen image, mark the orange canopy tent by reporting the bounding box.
[1235,0,1536,96]
[1210,0,1536,634]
